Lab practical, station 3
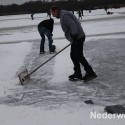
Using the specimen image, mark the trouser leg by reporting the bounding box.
[38,26,45,52]
[70,44,81,75]
[76,36,95,74]
[45,31,53,52]
[40,34,45,52]
[71,36,95,75]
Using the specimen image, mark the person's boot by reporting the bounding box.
[82,73,97,82]
[69,73,82,80]
[50,45,56,53]
[40,51,45,54]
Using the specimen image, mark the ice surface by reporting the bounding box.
[0,7,125,125]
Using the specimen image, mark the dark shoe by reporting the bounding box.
[50,45,56,53]
[82,73,97,82]
[50,51,56,54]
[40,51,45,54]
[69,73,82,80]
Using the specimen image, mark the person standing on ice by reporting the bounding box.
[38,17,55,54]
[50,5,97,82]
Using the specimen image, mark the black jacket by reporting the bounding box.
[38,18,54,33]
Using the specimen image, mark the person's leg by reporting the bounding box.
[69,44,82,79]
[38,27,45,53]
[76,36,95,74]
[40,34,45,53]
[44,29,53,52]
[76,36,97,81]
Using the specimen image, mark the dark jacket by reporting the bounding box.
[38,18,54,33]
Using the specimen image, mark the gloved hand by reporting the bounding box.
[70,34,78,44]
[51,33,53,36]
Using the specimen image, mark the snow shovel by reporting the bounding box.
[18,43,71,85]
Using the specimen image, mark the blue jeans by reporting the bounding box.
[38,26,53,52]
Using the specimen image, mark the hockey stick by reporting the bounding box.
[18,43,71,85]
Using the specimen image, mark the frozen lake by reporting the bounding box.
[0,8,125,125]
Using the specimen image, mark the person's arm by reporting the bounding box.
[63,15,78,43]
[63,15,77,36]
